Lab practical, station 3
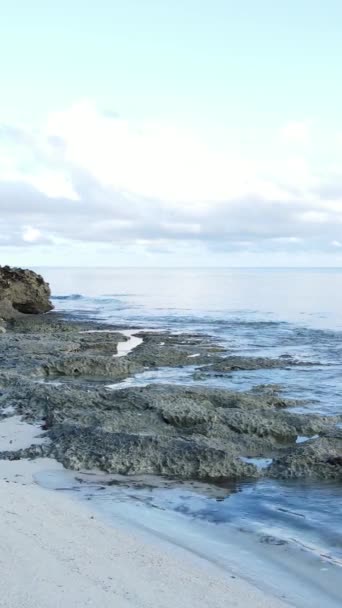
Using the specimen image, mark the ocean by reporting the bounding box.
[37,267,342,607]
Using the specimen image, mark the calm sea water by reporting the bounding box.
[37,267,342,607]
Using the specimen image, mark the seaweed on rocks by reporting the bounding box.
[0,311,340,482]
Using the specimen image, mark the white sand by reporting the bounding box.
[0,416,48,451]
[0,464,291,608]
[0,417,290,608]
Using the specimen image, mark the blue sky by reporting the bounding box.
[1,0,342,266]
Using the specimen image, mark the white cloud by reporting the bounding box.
[298,211,330,223]
[45,101,257,204]
[22,226,42,243]
[272,237,302,244]
[0,102,342,262]
[27,171,79,200]
[280,120,311,145]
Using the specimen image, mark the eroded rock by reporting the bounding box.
[199,355,313,375]
[0,307,338,483]
[43,354,144,380]
[269,436,342,480]
[0,266,53,319]
[48,424,259,480]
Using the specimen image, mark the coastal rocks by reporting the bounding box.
[276,412,337,437]
[269,436,342,480]
[198,355,311,376]
[126,332,223,368]
[0,266,53,320]
[0,317,135,378]
[0,443,48,462]
[1,382,297,434]
[78,332,128,355]
[159,399,215,429]
[109,384,297,413]
[0,308,339,484]
[3,378,337,481]
[48,424,259,480]
[43,354,144,379]
[218,409,297,441]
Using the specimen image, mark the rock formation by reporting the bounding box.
[0,311,340,482]
[0,265,53,320]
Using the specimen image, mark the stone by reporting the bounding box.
[48,423,259,480]
[0,266,53,320]
[199,355,312,375]
[0,306,338,483]
[269,436,342,480]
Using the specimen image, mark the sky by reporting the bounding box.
[1,0,342,267]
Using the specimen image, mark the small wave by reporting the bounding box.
[52,294,84,301]
[101,293,139,297]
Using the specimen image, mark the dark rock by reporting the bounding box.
[48,423,259,480]
[3,377,336,479]
[127,332,222,368]
[43,354,144,379]
[0,311,337,483]
[200,355,312,374]
[269,437,342,480]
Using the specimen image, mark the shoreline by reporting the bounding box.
[0,310,341,607]
[0,451,291,608]
[0,319,290,608]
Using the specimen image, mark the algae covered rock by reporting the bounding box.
[1,311,338,484]
[48,423,259,480]
[269,436,342,480]
[43,354,143,379]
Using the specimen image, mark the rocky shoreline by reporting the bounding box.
[0,308,341,482]
[1,267,340,608]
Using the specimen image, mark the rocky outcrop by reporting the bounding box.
[0,312,340,483]
[0,266,53,320]
[1,375,338,480]
[43,354,144,379]
[269,434,342,480]
[126,332,223,368]
[48,424,258,480]
[198,355,312,375]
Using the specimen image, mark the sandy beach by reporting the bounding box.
[0,272,339,608]
[0,416,290,608]
[0,451,291,608]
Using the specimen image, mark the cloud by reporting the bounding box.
[22,226,42,242]
[279,120,311,145]
[0,102,342,261]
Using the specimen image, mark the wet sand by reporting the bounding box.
[0,449,291,608]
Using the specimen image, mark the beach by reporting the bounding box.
[0,345,290,608]
[0,454,290,608]
[0,266,341,608]
[2,0,342,603]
